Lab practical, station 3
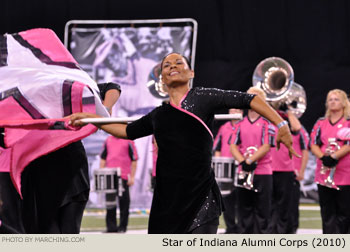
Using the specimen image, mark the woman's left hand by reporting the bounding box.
[276,125,301,159]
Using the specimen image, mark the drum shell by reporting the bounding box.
[211,157,236,195]
[93,168,121,193]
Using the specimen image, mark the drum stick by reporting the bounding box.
[80,114,243,124]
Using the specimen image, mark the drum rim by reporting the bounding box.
[93,168,121,174]
[211,156,235,162]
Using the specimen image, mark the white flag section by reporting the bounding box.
[0,31,109,119]
[67,21,196,209]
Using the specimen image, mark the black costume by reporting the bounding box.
[21,141,89,233]
[20,82,121,234]
[126,87,255,233]
[0,128,25,234]
[105,180,130,233]
[0,173,25,233]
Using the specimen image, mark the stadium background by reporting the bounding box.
[2,0,349,233]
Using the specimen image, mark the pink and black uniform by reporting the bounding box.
[310,117,350,234]
[101,136,138,233]
[269,124,296,234]
[101,136,138,180]
[231,116,275,233]
[292,126,310,174]
[213,121,239,233]
[288,126,310,233]
[213,121,236,157]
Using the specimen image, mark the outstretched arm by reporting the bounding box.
[249,95,299,158]
[69,112,128,139]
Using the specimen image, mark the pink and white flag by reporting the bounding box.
[0,28,109,196]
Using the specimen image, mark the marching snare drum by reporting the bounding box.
[211,157,236,195]
[93,168,122,195]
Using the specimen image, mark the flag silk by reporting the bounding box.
[0,28,109,196]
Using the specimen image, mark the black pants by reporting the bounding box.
[269,171,295,234]
[105,179,130,232]
[0,131,25,234]
[237,175,272,234]
[318,184,350,234]
[222,188,238,233]
[287,179,300,234]
[0,173,25,233]
[0,222,20,234]
[21,142,89,234]
[28,200,87,234]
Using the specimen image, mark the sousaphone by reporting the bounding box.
[252,57,306,118]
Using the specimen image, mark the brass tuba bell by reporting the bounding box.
[252,57,306,118]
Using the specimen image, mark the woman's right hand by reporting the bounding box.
[69,112,101,127]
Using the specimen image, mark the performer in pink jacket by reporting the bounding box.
[269,108,303,234]
[100,136,138,233]
[310,89,350,234]
[213,108,242,233]
[288,125,309,233]
[231,87,275,233]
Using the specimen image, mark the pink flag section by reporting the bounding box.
[0,28,107,197]
[0,148,11,172]
[18,29,78,65]
[0,82,97,197]
[0,118,75,131]
[337,127,350,140]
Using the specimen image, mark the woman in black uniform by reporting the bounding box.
[20,82,121,234]
[70,53,297,234]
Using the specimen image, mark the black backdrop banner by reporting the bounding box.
[1,0,350,133]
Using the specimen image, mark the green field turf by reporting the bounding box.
[81,204,322,232]
[298,209,322,229]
